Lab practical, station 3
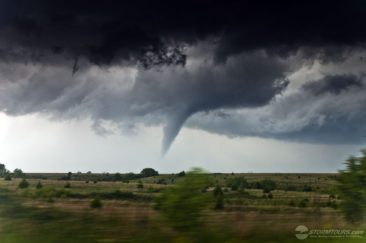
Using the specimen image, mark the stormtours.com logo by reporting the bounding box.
[295,225,364,240]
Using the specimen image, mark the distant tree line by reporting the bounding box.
[0,164,25,180]
[59,168,160,182]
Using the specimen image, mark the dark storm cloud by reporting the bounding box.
[303,74,363,95]
[1,0,366,66]
[1,1,366,152]
[186,71,366,145]
[0,51,289,153]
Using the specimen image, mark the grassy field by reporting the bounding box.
[0,172,364,242]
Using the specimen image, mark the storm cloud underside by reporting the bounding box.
[1,1,366,153]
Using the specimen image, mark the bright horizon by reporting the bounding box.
[0,113,363,174]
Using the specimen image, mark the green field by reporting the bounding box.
[0,172,364,242]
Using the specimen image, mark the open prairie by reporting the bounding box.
[0,172,364,242]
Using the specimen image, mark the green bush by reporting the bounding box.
[227,177,248,191]
[213,185,224,209]
[137,181,144,189]
[90,197,102,209]
[302,185,312,192]
[4,174,11,181]
[28,188,74,199]
[157,178,167,185]
[261,179,276,193]
[177,171,186,177]
[36,181,43,189]
[64,182,71,188]
[18,179,29,189]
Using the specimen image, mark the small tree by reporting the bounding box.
[140,168,159,177]
[177,171,186,177]
[113,173,122,181]
[90,197,103,209]
[227,177,248,191]
[0,164,8,177]
[4,174,11,181]
[261,179,277,193]
[13,168,25,178]
[36,181,43,189]
[337,150,366,222]
[18,179,29,189]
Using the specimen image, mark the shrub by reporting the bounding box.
[298,198,309,208]
[85,180,89,184]
[18,179,29,189]
[214,195,224,210]
[268,193,273,199]
[64,182,71,188]
[289,200,296,207]
[4,174,11,181]
[261,179,276,193]
[227,177,248,191]
[177,171,186,177]
[157,178,167,185]
[302,185,312,192]
[113,173,122,181]
[213,185,224,209]
[90,197,102,209]
[213,185,223,197]
[137,181,144,189]
[36,181,43,189]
